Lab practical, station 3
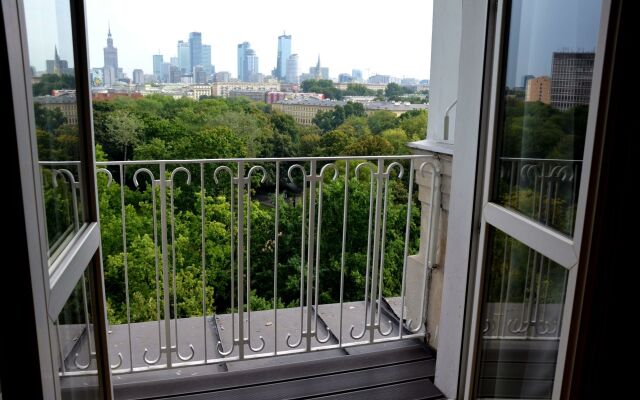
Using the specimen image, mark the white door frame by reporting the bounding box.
[463,1,613,399]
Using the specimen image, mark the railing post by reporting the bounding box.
[305,159,317,351]
[368,159,384,342]
[159,163,172,367]
[236,160,245,360]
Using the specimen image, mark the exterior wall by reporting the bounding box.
[211,82,280,98]
[426,0,462,143]
[406,149,452,349]
[271,103,334,125]
[525,76,551,104]
[190,85,212,100]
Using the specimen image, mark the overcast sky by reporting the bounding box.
[79,0,433,80]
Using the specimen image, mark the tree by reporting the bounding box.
[367,110,398,134]
[32,74,76,96]
[105,110,144,160]
[399,109,428,140]
[382,128,410,154]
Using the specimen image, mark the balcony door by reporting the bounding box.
[465,0,611,399]
[2,0,111,398]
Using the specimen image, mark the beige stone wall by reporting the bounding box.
[405,151,452,349]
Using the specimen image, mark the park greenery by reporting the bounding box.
[36,94,428,324]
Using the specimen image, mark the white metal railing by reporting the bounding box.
[481,158,582,341]
[44,155,442,376]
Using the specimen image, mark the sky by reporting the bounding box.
[79,0,433,81]
[505,0,601,87]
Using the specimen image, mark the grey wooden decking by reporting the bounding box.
[115,339,443,400]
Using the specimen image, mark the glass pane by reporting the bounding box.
[23,0,85,261]
[493,0,601,236]
[475,229,568,399]
[55,270,100,399]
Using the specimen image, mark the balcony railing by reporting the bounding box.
[45,155,442,376]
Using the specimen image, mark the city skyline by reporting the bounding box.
[83,0,433,81]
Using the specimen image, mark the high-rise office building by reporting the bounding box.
[551,52,595,111]
[193,65,207,84]
[177,41,190,74]
[276,33,292,80]
[237,42,250,81]
[132,69,144,85]
[338,73,352,83]
[153,54,163,81]
[189,32,202,72]
[246,49,259,82]
[103,27,118,73]
[285,54,299,84]
[352,69,363,83]
[202,44,212,76]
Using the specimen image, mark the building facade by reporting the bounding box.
[132,69,144,85]
[525,76,551,104]
[103,28,118,75]
[214,71,231,82]
[153,54,163,81]
[33,93,78,124]
[276,33,292,80]
[211,81,280,98]
[188,32,202,72]
[551,52,595,111]
[285,54,298,84]
[237,42,250,81]
[177,41,190,74]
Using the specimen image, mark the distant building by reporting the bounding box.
[189,32,202,72]
[228,90,267,102]
[170,57,179,67]
[273,98,428,125]
[103,27,118,78]
[132,69,144,85]
[193,65,207,84]
[90,68,104,87]
[237,42,250,81]
[177,41,190,74]
[45,46,72,76]
[190,85,212,100]
[368,74,391,84]
[202,44,213,76]
[525,76,551,104]
[103,65,116,87]
[285,54,299,84]
[352,69,363,83]
[211,81,280,98]
[309,56,329,80]
[401,78,418,86]
[153,54,164,81]
[338,73,353,83]
[551,52,595,111]
[34,93,78,125]
[276,33,292,80]
[245,48,259,82]
[169,65,181,83]
[522,74,535,90]
[214,71,231,82]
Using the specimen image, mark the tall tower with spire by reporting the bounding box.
[103,25,118,72]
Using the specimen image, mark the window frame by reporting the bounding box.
[462,0,613,399]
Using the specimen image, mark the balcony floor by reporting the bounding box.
[114,338,443,399]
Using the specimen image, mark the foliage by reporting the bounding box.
[32,74,75,96]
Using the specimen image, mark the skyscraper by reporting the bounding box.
[286,54,299,84]
[177,40,190,74]
[202,44,212,76]
[237,42,250,81]
[276,33,292,80]
[245,49,259,82]
[132,69,144,85]
[153,54,163,81]
[189,32,202,72]
[103,27,118,72]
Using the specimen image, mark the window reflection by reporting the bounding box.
[494,0,601,236]
[24,0,84,259]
